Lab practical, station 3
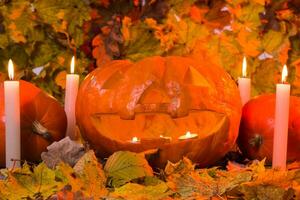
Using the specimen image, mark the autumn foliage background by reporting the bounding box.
[0,0,299,101]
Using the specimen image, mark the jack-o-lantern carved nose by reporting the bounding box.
[119,80,189,120]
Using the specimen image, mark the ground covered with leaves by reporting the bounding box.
[0,138,299,200]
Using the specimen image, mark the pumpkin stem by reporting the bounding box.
[249,134,263,149]
[32,120,52,141]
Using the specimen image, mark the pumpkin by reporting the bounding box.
[238,94,300,163]
[0,80,67,167]
[76,56,242,167]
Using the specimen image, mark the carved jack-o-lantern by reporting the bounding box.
[76,56,242,167]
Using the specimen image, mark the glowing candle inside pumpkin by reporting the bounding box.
[272,65,290,170]
[160,135,172,141]
[131,136,140,143]
[4,59,21,168]
[178,131,198,140]
[238,56,251,106]
[65,56,79,140]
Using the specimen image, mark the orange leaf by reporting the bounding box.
[101,25,111,35]
[55,71,67,89]
[100,0,110,8]
[56,10,65,20]
[8,23,26,43]
[190,5,207,23]
[122,16,132,41]
[9,5,26,20]
[57,56,65,66]
[92,35,111,67]
[278,42,290,65]
[237,28,260,57]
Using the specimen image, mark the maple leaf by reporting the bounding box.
[104,151,153,188]
[92,34,112,67]
[55,152,108,198]
[237,28,261,57]
[73,150,108,198]
[0,163,62,199]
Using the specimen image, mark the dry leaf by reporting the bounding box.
[41,137,85,169]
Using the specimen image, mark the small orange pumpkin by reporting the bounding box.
[76,56,242,167]
[0,80,67,166]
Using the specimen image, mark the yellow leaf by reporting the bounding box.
[8,23,26,43]
[57,56,65,66]
[253,0,266,5]
[145,18,159,29]
[122,16,132,42]
[56,10,65,20]
[9,5,26,20]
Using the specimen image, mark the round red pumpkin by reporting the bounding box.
[0,80,67,167]
[76,56,242,167]
[238,94,300,163]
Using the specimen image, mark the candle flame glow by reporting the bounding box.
[70,56,75,74]
[186,131,191,138]
[131,136,139,143]
[8,59,14,80]
[281,65,288,83]
[242,56,247,77]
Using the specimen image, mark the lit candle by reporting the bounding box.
[238,56,251,106]
[131,136,140,143]
[65,56,79,140]
[272,65,290,170]
[4,59,20,168]
[178,131,198,140]
[160,135,172,141]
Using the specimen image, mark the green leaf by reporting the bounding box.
[261,30,286,54]
[104,151,153,188]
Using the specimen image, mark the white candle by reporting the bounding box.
[272,65,290,170]
[4,59,20,168]
[178,131,198,140]
[238,56,251,106]
[65,56,79,140]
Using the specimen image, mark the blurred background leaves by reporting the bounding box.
[1,0,300,101]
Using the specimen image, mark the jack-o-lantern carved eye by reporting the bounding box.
[184,66,211,87]
[101,71,125,89]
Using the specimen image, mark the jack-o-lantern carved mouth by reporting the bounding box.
[91,110,229,147]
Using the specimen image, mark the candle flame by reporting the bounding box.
[70,56,75,74]
[8,59,14,80]
[132,136,139,143]
[186,131,191,138]
[281,64,288,83]
[242,56,247,77]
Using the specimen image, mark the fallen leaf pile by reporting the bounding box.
[1,149,300,199]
